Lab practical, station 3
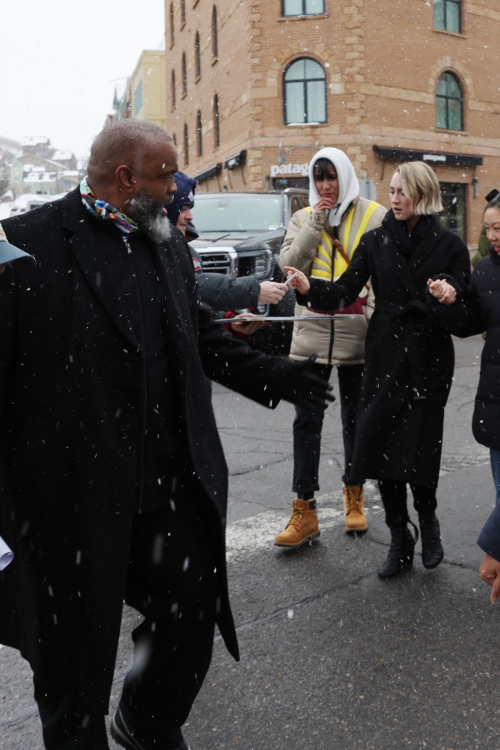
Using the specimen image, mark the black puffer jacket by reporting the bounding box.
[428,248,500,450]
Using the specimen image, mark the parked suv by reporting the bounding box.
[190,189,310,353]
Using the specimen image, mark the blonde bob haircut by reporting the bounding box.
[396,161,443,216]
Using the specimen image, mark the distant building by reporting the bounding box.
[107,49,167,129]
[10,148,81,196]
[165,0,500,246]
[21,136,53,159]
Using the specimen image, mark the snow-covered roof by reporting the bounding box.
[53,149,74,161]
[23,172,57,182]
[22,164,44,172]
[21,136,50,147]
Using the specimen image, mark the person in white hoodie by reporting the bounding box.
[275,148,386,548]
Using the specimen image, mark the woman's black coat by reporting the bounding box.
[0,189,287,713]
[428,248,500,451]
[299,212,471,485]
[427,248,500,561]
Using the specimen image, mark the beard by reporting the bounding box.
[127,188,172,244]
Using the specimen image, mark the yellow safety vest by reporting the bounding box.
[305,202,381,280]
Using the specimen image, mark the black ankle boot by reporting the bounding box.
[378,521,418,579]
[419,512,444,569]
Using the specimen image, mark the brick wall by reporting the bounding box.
[164,0,500,245]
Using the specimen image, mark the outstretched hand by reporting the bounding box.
[427,278,457,305]
[479,553,500,604]
[229,312,268,336]
[283,266,311,295]
[279,354,335,411]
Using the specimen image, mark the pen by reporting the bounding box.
[283,272,298,287]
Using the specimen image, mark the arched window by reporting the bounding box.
[182,53,187,96]
[282,0,325,16]
[184,124,189,165]
[434,0,461,33]
[181,0,186,25]
[169,3,175,45]
[171,69,176,109]
[283,58,326,125]
[212,6,218,59]
[436,71,463,130]
[195,32,201,78]
[214,94,220,148]
[197,111,203,157]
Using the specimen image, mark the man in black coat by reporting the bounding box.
[0,119,331,750]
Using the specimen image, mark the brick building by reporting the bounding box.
[164,0,500,246]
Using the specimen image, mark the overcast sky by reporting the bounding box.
[0,0,166,157]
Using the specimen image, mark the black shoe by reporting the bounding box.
[111,706,190,750]
[419,512,444,569]
[378,521,418,579]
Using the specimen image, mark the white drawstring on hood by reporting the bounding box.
[308,148,360,227]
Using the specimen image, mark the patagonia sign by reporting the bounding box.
[270,163,309,178]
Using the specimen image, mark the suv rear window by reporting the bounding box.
[192,195,284,232]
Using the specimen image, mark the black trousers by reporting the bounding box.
[35,488,217,749]
[378,479,438,528]
[292,363,364,493]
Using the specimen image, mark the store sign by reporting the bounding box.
[423,154,446,163]
[270,163,309,178]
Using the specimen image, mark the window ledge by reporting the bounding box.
[432,27,467,39]
[212,57,219,66]
[195,74,201,84]
[169,40,175,50]
[181,92,187,100]
[286,121,326,127]
[180,21,186,31]
[435,128,469,136]
[278,14,328,22]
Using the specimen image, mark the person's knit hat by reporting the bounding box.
[308,148,360,227]
[165,171,197,226]
[0,224,36,267]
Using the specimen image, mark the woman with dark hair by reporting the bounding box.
[276,148,386,548]
[428,193,500,599]
[285,161,471,577]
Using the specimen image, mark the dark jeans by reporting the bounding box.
[491,449,500,504]
[292,363,364,493]
[35,487,217,749]
[378,479,438,528]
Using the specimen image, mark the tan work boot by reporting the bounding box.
[343,485,368,532]
[274,499,320,548]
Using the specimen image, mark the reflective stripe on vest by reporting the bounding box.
[304,201,381,280]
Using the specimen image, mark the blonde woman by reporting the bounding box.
[276,148,386,548]
[285,161,470,577]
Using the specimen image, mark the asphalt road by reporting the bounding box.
[2,334,500,750]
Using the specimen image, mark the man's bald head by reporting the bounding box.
[88,119,174,184]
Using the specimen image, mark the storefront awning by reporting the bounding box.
[194,163,222,183]
[373,145,483,167]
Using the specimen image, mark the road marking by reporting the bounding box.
[226,484,380,563]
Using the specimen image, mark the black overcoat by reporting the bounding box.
[428,248,500,451]
[299,213,471,485]
[0,188,285,712]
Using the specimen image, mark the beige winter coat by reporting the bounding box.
[279,197,387,365]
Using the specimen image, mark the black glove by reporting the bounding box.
[278,354,335,410]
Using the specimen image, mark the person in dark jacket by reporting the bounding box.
[471,189,499,268]
[0,119,333,750]
[284,161,471,578]
[427,193,500,602]
[165,170,286,314]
